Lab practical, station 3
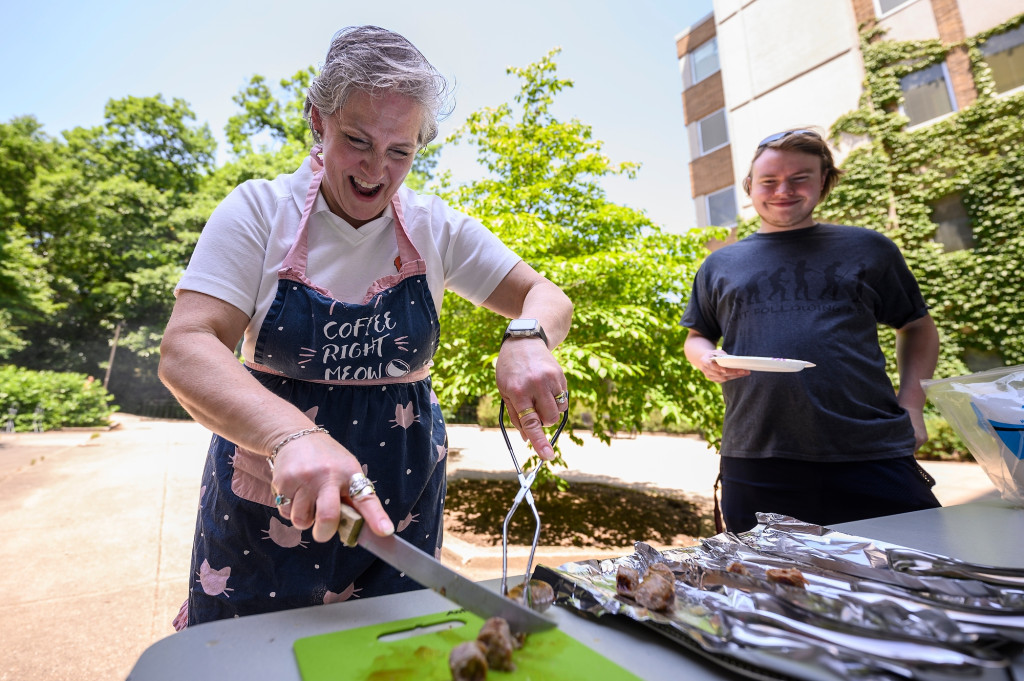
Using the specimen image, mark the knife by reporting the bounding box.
[337,504,556,634]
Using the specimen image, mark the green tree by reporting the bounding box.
[11,96,216,409]
[226,69,315,156]
[0,117,58,358]
[429,50,726,452]
[102,95,216,196]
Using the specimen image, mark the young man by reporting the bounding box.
[682,129,941,533]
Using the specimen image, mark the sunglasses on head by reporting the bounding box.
[757,129,821,147]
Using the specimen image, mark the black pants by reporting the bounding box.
[720,456,941,533]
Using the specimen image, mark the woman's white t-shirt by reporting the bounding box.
[177,157,520,362]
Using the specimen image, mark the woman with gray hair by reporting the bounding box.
[159,25,573,627]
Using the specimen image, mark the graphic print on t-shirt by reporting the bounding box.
[732,259,869,320]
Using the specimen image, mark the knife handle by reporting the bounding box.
[337,504,364,547]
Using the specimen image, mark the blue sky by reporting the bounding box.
[1,0,712,233]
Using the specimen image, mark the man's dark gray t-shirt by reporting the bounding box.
[682,223,929,462]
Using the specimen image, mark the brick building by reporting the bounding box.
[676,0,1024,229]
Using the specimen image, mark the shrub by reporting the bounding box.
[474,394,500,428]
[0,365,117,431]
[642,407,699,435]
[916,412,974,462]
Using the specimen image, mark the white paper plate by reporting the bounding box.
[712,356,816,372]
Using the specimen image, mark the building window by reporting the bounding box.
[698,109,729,155]
[900,62,956,126]
[929,193,973,252]
[981,24,1024,94]
[706,187,738,227]
[690,38,719,84]
[875,0,914,16]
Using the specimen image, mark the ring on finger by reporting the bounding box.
[517,406,536,419]
[349,472,376,500]
[274,492,291,506]
[554,390,568,404]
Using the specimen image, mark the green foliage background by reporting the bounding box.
[1,15,1021,455]
[427,51,726,450]
[0,56,726,442]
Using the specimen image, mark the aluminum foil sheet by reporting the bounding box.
[535,513,1024,681]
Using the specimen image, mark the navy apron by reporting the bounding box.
[181,147,447,627]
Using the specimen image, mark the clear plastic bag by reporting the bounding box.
[923,365,1024,506]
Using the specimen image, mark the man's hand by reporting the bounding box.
[905,406,930,451]
[698,350,751,383]
[683,329,749,383]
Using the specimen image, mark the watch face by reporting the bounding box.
[507,319,539,333]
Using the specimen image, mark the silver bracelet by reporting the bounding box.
[267,426,329,470]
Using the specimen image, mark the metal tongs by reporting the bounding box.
[498,397,569,604]
[887,547,1024,589]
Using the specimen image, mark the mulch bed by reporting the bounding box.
[443,477,714,550]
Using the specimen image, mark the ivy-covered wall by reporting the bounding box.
[814,14,1024,384]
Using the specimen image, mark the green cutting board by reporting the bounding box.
[293,608,641,681]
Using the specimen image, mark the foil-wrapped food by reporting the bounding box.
[535,513,1024,681]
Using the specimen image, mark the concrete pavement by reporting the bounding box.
[0,414,1002,681]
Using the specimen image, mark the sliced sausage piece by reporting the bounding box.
[506,579,555,612]
[616,565,640,598]
[636,573,675,611]
[477,616,517,672]
[449,640,488,681]
[766,567,808,588]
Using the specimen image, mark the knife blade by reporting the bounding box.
[338,504,555,634]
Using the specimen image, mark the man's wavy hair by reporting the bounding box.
[742,128,844,199]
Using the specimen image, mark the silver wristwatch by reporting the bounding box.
[502,318,548,346]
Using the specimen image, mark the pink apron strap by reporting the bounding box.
[279,146,325,273]
[390,192,419,268]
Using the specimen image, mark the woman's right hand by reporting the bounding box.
[270,432,394,543]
